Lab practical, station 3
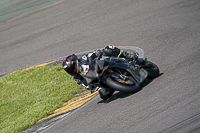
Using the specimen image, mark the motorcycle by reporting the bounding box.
[76,46,159,93]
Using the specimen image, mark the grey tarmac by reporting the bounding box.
[0,0,200,133]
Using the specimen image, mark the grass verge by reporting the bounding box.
[0,64,82,133]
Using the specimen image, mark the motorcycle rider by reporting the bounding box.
[62,45,139,100]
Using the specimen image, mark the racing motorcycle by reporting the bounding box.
[76,46,159,93]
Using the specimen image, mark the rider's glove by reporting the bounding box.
[132,52,139,60]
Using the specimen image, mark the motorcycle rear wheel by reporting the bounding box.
[105,76,140,93]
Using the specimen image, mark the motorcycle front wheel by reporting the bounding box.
[142,61,159,79]
[105,76,140,93]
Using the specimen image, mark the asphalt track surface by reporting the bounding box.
[1,0,200,133]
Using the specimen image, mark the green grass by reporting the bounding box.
[0,64,83,133]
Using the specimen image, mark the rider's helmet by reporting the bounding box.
[62,54,78,76]
[103,44,116,56]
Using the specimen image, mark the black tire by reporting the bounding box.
[105,76,140,93]
[143,61,159,79]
